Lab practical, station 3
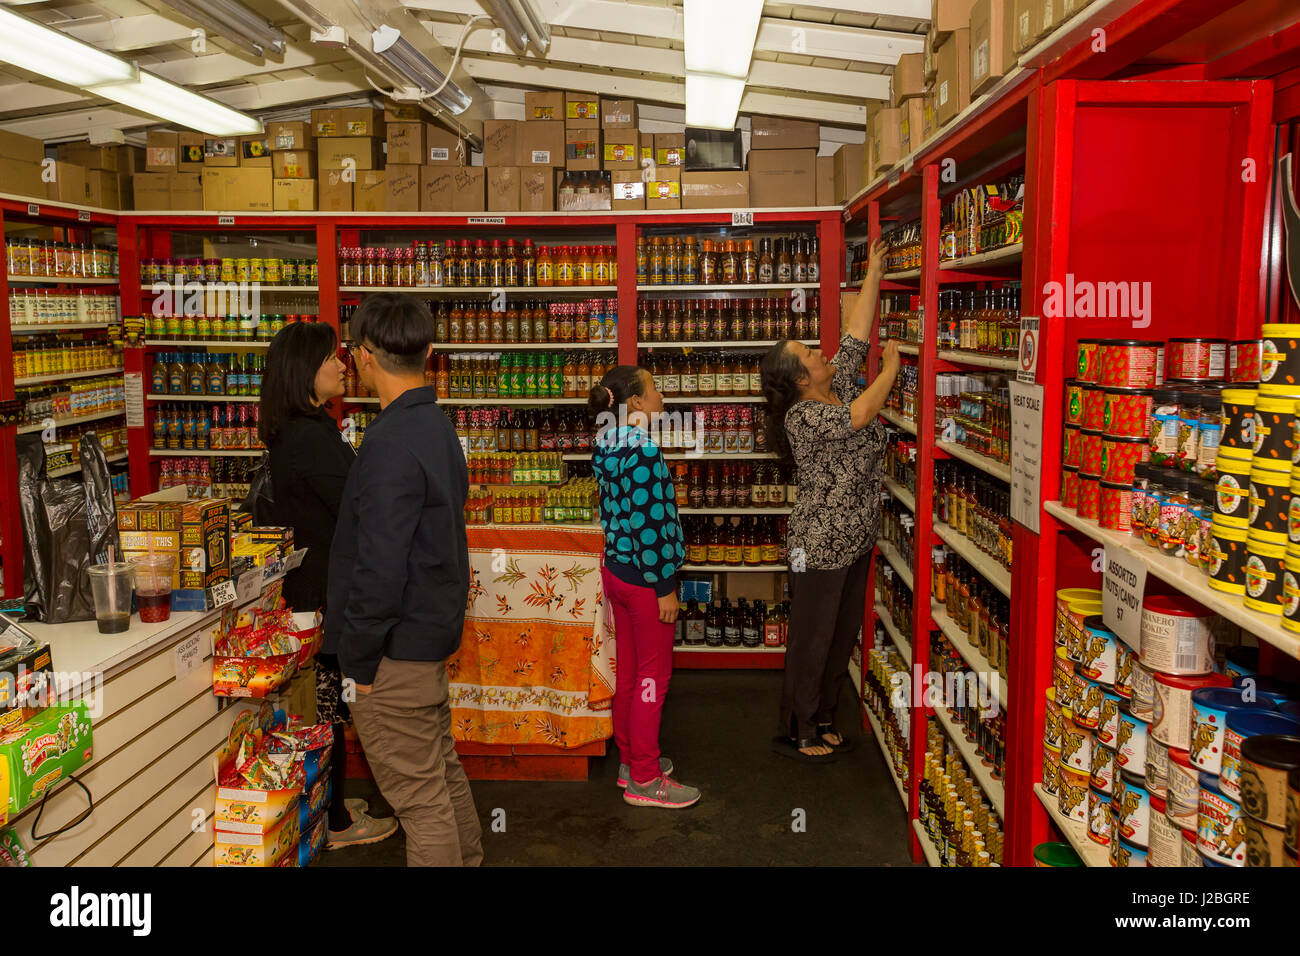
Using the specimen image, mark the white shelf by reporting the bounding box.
[149,449,263,457]
[876,538,914,590]
[47,450,127,478]
[883,268,921,281]
[15,366,123,386]
[639,339,819,349]
[896,343,920,355]
[935,440,1011,483]
[662,451,779,460]
[664,395,763,403]
[875,602,912,663]
[146,340,271,348]
[440,397,588,405]
[147,393,258,402]
[680,563,785,573]
[879,408,917,434]
[341,285,617,294]
[342,395,380,404]
[11,323,112,334]
[1034,783,1107,867]
[937,349,1020,370]
[932,703,1005,815]
[674,645,785,654]
[15,408,125,434]
[883,477,915,512]
[913,819,942,867]
[140,285,317,293]
[932,523,1011,598]
[636,283,819,292]
[680,507,793,515]
[939,244,1024,272]
[8,275,118,285]
[930,600,1008,710]
[866,705,909,812]
[432,342,618,350]
[1045,501,1300,659]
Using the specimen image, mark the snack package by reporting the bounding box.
[214,812,299,866]
[0,827,31,866]
[0,703,93,824]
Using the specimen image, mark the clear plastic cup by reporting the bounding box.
[87,562,134,634]
[129,554,175,624]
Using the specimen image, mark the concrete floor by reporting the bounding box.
[315,670,917,867]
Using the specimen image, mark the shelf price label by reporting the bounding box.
[730,211,754,227]
[218,215,236,226]
[467,216,506,225]
[1102,546,1147,651]
[78,211,91,222]
[235,570,262,604]
[211,581,237,608]
[27,203,39,216]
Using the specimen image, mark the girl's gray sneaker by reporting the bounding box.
[617,757,674,788]
[623,774,701,809]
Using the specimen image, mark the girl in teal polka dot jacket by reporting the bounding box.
[589,365,701,810]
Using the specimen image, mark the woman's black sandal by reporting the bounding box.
[817,723,856,752]
[771,735,839,763]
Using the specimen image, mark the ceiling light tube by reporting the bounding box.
[684,73,744,131]
[0,6,138,87]
[273,0,336,34]
[510,0,550,53]
[372,27,471,114]
[166,0,286,57]
[480,0,529,53]
[684,0,762,78]
[87,70,263,135]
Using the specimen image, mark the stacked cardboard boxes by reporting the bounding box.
[134,132,202,210]
[746,115,818,208]
[599,96,642,211]
[308,108,385,212]
[386,119,467,212]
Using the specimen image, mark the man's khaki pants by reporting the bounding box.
[349,656,484,866]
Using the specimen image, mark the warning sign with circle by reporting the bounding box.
[1018,316,1040,383]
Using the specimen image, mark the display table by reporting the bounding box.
[448,523,613,780]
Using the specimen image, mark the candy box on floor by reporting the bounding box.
[212,708,302,832]
[299,809,327,866]
[214,812,299,866]
[0,703,93,824]
[299,775,331,831]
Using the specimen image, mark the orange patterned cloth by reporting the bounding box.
[448,524,614,748]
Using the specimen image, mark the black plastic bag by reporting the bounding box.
[243,450,274,524]
[17,433,121,624]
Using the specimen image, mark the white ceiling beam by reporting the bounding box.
[58,13,196,52]
[763,0,931,19]
[754,18,922,62]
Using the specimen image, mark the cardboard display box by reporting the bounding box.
[385,165,421,212]
[680,171,750,210]
[420,166,485,212]
[239,135,271,168]
[520,166,555,211]
[0,158,45,201]
[271,151,315,179]
[202,167,273,211]
[933,0,981,43]
[426,126,465,165]
[483,120,518,167]
[832,144,864,204]
[891,53,926,106]
[565,125,600,171]
[487,166,520,211]
[203,137,240,168]
[178,133,206,169]
[0,129,46,166]
[654,132,685,168]
[318,169,353,212]
[749,148,817,207]
[603,133,640,170]
[311,107,385,138]
[935,28,972,125]
[518,120,565,167]
[645,168,681,210]
[273,178,316,211]
[525,90,564,122]
[599,98,637,129]
[610,170,645,211]
[816,155,835,207]
[353,170,387,212]
[386,122,427,166]
[565,92,599,126]
[45,162,87,205]
[266,122,314,152]
[869,108,902,174]
[749,115,820,151]
[0,704,93,823]
[900,97,926,154]
[317,138,384,171]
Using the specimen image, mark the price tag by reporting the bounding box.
[173,634,202,680]
[283,548,307,572]
[467,216,506,225]
[211,580,237,608]
[235,570,262,603]
[218,215,236,226]
[1102,546,1147,651]
[731,211,754,227]
[77,211,91,222]
[27,203,39,216]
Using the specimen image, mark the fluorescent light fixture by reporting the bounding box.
[685,73,745,130]
[481,0,549,54]
[372,26,472,114]
[272,0,335,34]
[512,0,550,54]
[0,6,138,87]
[684,0,762,78]
[165,0,286,58]
[88,71,263,135]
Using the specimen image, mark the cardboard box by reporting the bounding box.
[923,94,937,144]
[680,171,750,210]
[815,155,835,206]
[525,90,565,122]
[178,133,206,168]
[239,135,271,167]
[1014,0,1039,51]
[171,172,203,210]
[385,165,421,212]
[935,29,972,125]
[420,166,485,212]
[640,132,654,166]
[83,170,120,209]
[353,170,387,212]
[832,144,864,203]
[645,168,681,210]
[654,132,685,168]
[0,158,45,200]
[1061,0,1096,15]
[318,169,353,211]
[383,102,422,122]
[971,0,1005,95]
[311,107,385,138]
[487,166,520,211]
[933,0,981,42]
[271,151,315,179]
[132,173,170,210]
[203,137,240,167]
[556,170,611,211]
[869,108,902,173]
[45,162,86,205]
[749,115,820,150]
[273,178,316,211]
[520,166,554,211]
[747,148,815,207]
[266,122,314,152]
[0,704,93,824]
[1039,0,1058,37]
[426,126,464,165]
[0,129,45,165]
[483,120,518,167]
[56,143,118,172]
[146,132,178,172]
[599,98,637,129]
[118,145,147,175]
[603,134,640,170]
[566,92,600,125]
[565,125,600,170]
[610,170,645,210]
[900,97,927,154]
[202,167,273,211]
[518,120,565,166]
[891,53,926,106]
[316,138,384,171]
[386,122,427,165]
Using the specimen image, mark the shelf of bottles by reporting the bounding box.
[864,622,912,809]
[936,175,1025,276]
[915,719,1004,866]
[5,238,119,284]
[674,593,789,651]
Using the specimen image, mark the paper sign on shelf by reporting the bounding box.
[211,581,237,608]
[217,215,235,226]
[1009,381,1043,533]
[77,211,91,222]
[174,634,202,680]
[282,547,307,572]
[124,372,146,427]
[1102,546,1147,651]
[731,211,754,227]
[235,570,262,603]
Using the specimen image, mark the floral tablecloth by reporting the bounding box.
[448,524,614,748]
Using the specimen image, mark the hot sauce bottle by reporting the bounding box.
[536,245,554,286]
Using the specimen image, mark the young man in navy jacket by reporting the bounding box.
[325,292,481,866]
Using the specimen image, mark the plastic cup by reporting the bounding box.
[129,553,175,623]
[87,562,134,634]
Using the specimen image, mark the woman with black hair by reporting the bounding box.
[589,365,700,809]
[258,320,397,849]
[761,239,901,763]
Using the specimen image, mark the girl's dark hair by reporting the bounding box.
[259,321,339,445]
[587,365,648,419]
[760,340,808,463]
